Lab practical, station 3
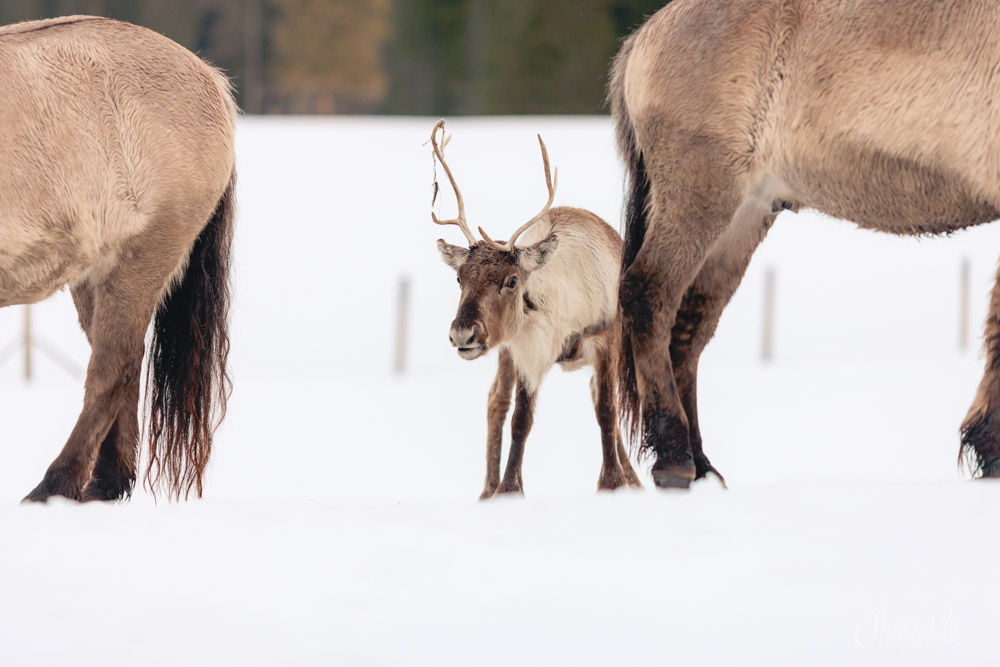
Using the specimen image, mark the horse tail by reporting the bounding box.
[144,170,235,500]
[609,34,650,454]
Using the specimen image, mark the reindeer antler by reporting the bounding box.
[430,119,477,247]
[479,134,558,252]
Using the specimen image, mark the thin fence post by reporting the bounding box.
[761,268,776,363]
[393,277,410,375]
[23,305,32,381]
[960,258,971,353]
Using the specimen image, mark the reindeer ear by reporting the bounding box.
[437,239,469,271]
[518,235,559,273]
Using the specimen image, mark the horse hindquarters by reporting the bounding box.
[23,174,235,503]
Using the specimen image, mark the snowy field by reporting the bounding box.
[2,117,1000,664]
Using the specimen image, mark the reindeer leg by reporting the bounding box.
[591,353,629,491]
[670,210,778,487]
[960,260,1000,478]
[481,350,515,499]
[614,426,643,488]
[619,133,751,490]
[495,377,535,495]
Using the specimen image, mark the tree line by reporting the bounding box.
[0,0,666,114]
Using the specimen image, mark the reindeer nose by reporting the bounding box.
[449,323,479,348]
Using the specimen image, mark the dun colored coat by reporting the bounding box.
[610,0,1000,487]
[0,16,236,502]
[431,120,641,497]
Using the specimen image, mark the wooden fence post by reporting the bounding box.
[761,268,776,362]
[960,258,971,352]
[23,305,32,381]
[393,277,410,375]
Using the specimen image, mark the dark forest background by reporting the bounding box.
[0,0,666,114]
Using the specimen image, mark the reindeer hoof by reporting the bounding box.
[478,485,499,501]
[598,466,629,491]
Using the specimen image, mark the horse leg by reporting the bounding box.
[69,281,141,502]
[23,217,196,503]
[81,373,141,502]
[23,285,148,502]
[494,378,536,495]
[481,349,515,500]
[671,209,778,485]
[619,134,750,489]
[590,349,631,490]
[960,260,1000,478]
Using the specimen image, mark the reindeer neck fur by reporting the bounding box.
[501,207,620,393]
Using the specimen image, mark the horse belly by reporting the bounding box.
[772,0,1000,234]
[0,219,96,307]
[777,140,1000,235]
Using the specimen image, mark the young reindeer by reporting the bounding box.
[431,120,642,498]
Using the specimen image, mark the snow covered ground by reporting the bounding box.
[2,117,999,665]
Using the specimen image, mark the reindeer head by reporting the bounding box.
[431,120,560,360]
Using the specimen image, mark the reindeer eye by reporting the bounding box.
[456,276,461,285]
[506,276,518,289]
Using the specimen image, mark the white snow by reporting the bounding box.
[1,117,998,665]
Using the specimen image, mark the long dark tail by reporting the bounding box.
[609,35,650,455]
[145,171,235,500]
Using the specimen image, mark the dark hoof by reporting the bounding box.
[696,464,728,488]
[478,485,498,501]
[979,458,1000,479]
[22,486,76,504]
[652,469,693,489]
[494,480,524,496]
[81,478,134,503]
[598,466,628,491]
[22,472,83,504]
[702,469,728,489]
[21,484,53,504]
[80,466,136,502]
[651,458,696,490]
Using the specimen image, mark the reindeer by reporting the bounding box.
[431,120,642,498]
[609,0,1000,488]
[1,16,236,502]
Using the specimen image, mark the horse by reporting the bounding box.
[609,0,1000,487]
[0,16,236,502]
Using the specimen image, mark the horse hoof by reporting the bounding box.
[703,468,728,489]
[652,457,696,490]
[652,471,692,489]
[21,471,83,503]
[979,458,1000,479]
[21,485,51,504]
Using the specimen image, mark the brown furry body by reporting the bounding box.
[1,16,237,502]
[610,0,1000,487]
